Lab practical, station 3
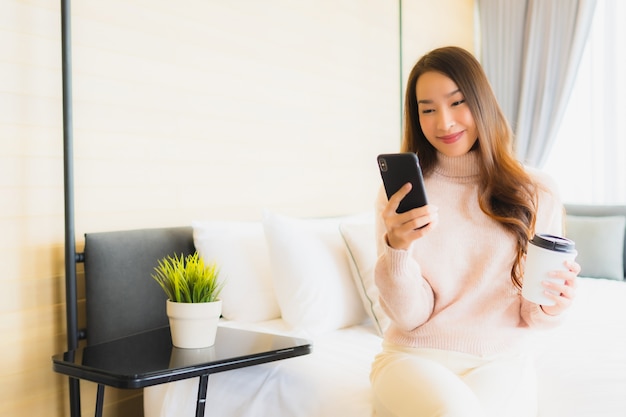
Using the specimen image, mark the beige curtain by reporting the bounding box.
[477,0,597,167]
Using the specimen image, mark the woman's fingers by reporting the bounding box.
[540,260,581,315]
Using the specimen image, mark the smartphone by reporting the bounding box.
[377,153,428,213]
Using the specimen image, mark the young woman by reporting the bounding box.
[370,46,581,417]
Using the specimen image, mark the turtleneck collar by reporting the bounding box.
[432,150,481,180]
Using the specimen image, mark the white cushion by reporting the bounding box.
[262,210,367,335]
[339,220,390,336]
[565,215,625,280]
[192,221,281,322]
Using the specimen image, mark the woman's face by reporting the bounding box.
[415,71,478,157]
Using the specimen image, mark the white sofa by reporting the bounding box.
[143,205,626,417]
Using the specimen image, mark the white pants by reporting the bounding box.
[370,342,537,417]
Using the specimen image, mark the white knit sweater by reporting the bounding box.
[374,151,565,356]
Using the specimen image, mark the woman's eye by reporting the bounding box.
[421,108,434,114]
[452,99,466,107]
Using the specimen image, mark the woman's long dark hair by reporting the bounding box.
[402,46,538,289]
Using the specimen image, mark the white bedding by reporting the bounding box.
[535,277,626,417]
[144,278,626,417]
[144,319,382,417]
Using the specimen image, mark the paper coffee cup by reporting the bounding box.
[522,234,577,306]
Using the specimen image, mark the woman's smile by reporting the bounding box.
[437,131,465,145]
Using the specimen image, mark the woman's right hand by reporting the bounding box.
[382,183,439,250]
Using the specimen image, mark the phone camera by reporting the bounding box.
[379,158,388,172]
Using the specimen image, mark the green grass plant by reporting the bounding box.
[152,252,224,303]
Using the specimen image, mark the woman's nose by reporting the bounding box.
[437,111,455,131]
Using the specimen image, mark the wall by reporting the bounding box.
[0,0,473,415]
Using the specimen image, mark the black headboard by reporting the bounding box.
[83,226,195,345]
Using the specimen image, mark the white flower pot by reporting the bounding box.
[166,299,222,349]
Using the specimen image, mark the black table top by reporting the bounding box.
[52,326,312,389]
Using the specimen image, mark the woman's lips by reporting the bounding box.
[438,131,463,145]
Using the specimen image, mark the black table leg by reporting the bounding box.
[95,384,105,417]
[69,377,81,417]
[195,374,209,417]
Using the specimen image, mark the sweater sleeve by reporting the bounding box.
[520,169,569,329]
[374,187,435,331]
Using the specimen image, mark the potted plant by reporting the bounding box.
[152,252,224,348]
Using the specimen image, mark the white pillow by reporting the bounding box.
[192,221,281,322]
[565,215,625,280]
[262,210,367,335]
[339,221,390,336]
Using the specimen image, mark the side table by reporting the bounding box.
[52,326,312,417]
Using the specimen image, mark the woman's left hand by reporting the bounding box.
[540,260,581,316]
